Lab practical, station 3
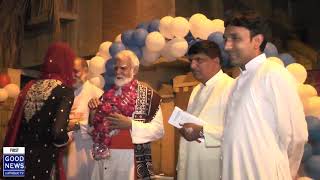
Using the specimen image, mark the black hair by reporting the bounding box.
[225,9,269,51]
[187,40,222,64]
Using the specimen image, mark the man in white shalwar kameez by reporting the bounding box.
[222,9,308,180]
[177,40,234,180]
[88,50,164,180]
[65,58,104,180]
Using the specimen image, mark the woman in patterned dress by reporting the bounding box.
[2,42,76,180]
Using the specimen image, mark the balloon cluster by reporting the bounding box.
[0,72,20,102]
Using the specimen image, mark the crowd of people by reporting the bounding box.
[1,8,308,180]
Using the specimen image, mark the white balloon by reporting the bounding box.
[197,18,215,40]
[114,34,122,43]
[189,13,207,27]
[142,47,160,65]
[159,16,174,39]
[160,41,176,62]
[145,32,166,52]
[4,83,20,98]
[286,63,307,84]
[89,75,105,89]
[0,88,8,102]
[267,57,284,66]
[89,56,107,75]
[212,19,224,27]
[168,38,188,58]
[170,17,190,38]
[96,41,112,60]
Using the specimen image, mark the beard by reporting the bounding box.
[114,76,133,87]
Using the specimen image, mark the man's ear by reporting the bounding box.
[253,34,264,50]
[133,66,139,75]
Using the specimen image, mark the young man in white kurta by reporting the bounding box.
[177,40,234,180]
[222,10,308,180]
[65,58,104,180]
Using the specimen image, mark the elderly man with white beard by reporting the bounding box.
[88,50,164,180]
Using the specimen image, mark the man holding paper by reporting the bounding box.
[176,40,234,180]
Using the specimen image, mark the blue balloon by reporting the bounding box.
[313,143,320,155]
[121,30,134,46]
[278,53,295,66]
[185,32,195,45]
[103,75,115,91]
[105,58,116,76]
[264,42,278,57]
[109,42,126,58]
[136,22,149,30]
[148,19,160,32]
[306,116,320,142]
[127,46,142,59]
[132,28,148,47]
[303,143,313,162]
[208,32,225,48]
[221,50,232,68]
[305,155,320,180]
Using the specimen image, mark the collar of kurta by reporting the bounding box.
[203,70,224,87]
[240,53,266,75]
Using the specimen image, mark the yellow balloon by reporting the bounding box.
[267,57,284,66]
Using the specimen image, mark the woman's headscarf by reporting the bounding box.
[40,42,76,87]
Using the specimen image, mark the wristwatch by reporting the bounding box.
[199,128,204,138]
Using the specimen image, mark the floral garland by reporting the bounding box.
[91,80,138,160]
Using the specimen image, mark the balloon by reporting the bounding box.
[160,41,176,62]
[192,18,215,40]
[105,58,116,76]
[298,84,318,99]
[114,34,122,43]
[168,38,188,58]
[267,57,284,66]
[136,22,149,30]
[132,28,148,47]
[148,19,160,32]
[0,88,8,102]
[109,42,126,58]
[145,32,165,52]
[264,42,278,57]
[4,83,20,98]
[313,142,320,155]
[303,143,313,162]
[159,16,174,39]
[305,155,320,180]
[212,19,224,28]
[89,56,107,75]
[212,19,225,33]
[170,17,190,38]
[89,75,105,89]
[306,116,320,142]
[286,63,307,84]
[0,73,11,88]
[141,47,160,66]
[208,32,224,48]
[297,177,314,180]
[96,41,112,60]
[127,45,142,59]
[306,96,320,117]
[189,13,207,27]
[121,30,134,46]
[278,53,295,66]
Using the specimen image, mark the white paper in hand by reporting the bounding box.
[168,106,205,128]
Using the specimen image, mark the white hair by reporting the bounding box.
[115,50,140,70]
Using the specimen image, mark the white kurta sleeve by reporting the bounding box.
[203,124,223,147]
[268,67,308,178]
[131,106,164,144]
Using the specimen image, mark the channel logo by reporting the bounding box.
[2,147,25,177]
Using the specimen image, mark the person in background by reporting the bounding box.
[1,42,76,180]
[221,9,308,180]
[64,57,104,180]
[177,40,234,180]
